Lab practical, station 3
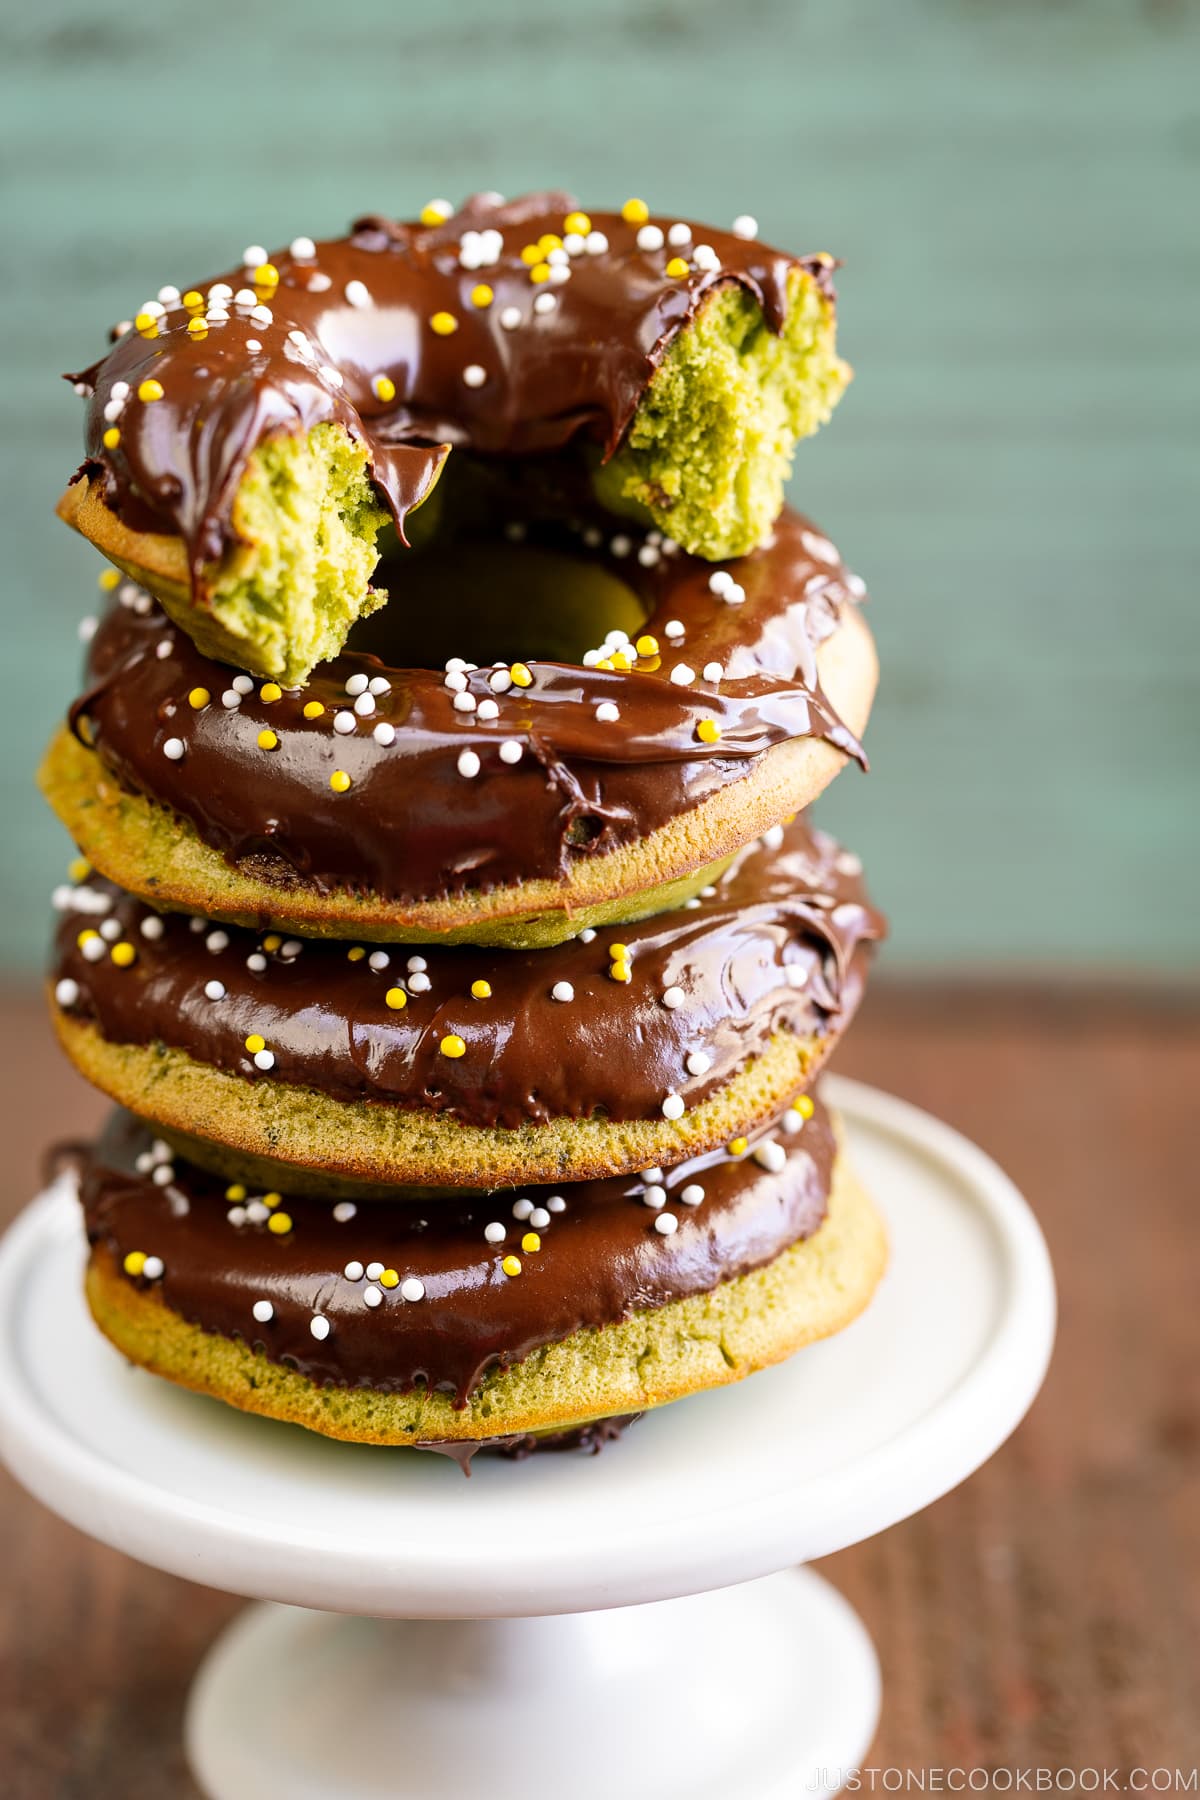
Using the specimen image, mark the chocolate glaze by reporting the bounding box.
[66,193,837,588]
[52,817,882,1130]
[415,1414,641,1474]
[82,1102,836,1404]
[69,509,867,904]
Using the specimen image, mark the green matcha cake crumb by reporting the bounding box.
[594,268,850,559]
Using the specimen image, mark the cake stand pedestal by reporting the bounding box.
[0,1079,1055,1800]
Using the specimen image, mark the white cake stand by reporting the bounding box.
[0,1078,1054,1800]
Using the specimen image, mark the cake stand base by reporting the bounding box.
[187,1570,879,1800]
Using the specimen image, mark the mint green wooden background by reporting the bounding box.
[2,0,1196,974]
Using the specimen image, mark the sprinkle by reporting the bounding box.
[609,961,632,984]
[257,729,278,751]
[232,675,254,694]
[429,311,458,336]
[533,292,557,315]
[408,972,431,994]
[696,720,721,744]
[55,978,79,1007]
[457,749,480,778]
[385,987,407,1010]
[664,619,685,638]
[668,223,692,246]
[333,711,356,734]
[661,1092,685,1120]
[345,673,369,696]
[463,364,487,388]
[366,1261,385,1280]
[485,1222,506,1244]
[329,770,351,793]
[367,951,390,972]
[254,1049,276,1071]
[585,231,609,255]
[163,737,185,761]
[470,283,494,308]
[333,1202,357,1222]
[401,1277,425,1303]
[123,1251,147,1276]
[302,700,325,720]
[661,985,685,1009]
[499,306,522,331]
[420,199,452,226]
[102,426,121,450]
[528,1207,551,1230]
[452,691,476,713]
[290,236,316,259]
[622,198,650,224]
[732,214,759,239]
[510,662,533,688]
[476,698,499,722]
[595,701,620,723]
[372,372,397,404]
[754,1140,787,1173]
[654,1213,679,1235]
[642,1185,667,1211]
[252,1299,274,1323]
[793,1093,815,1119]
[729,1136,749,1156]
[501,1255,522,1278]
[671,664,696,686]
[137,379,164,403]
[204,979,226,1001]
[665,257,690,278]
[513,1199,534,1221]
[245,1034,265,1053]
[686,1049,712,1075]
[267,1211,292,1235]
[693,243,720,272]
[548,1195,566,1214]
[636,224,664,252]
[360,1285,381,1308]
[440,1034,466,1058]
[373,722,396,746]
[309,1315,331,1341]
[98,569,120,591]
[635,635,659,658]
[471,979,492,999]
[344,278,370,308]
[246,953,267,972]
[703,662,724,683]
[379,1269,399,1289]
[521,1232,541,1254]
[498,739,523,765]
[488,669,513,697]
[188,687,210,710]
[529,261,551,284]
[551,981,575,1003]
[680,1184,705,1206]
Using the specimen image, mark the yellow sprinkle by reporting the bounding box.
[696,719,721,744]
[182,290,204,310]
[245,1034,266,1054]
[609,962,632,984]
[77,928,100,949]
[262,1191,282,1210]
[635,635,659,657]
[385,986,407,1009]
[609,650,632,672]
[372,372,396,403]
[188,686,211,710]
[259,682,282,703]
[564,211,591,236]
[429,311,458,336]
[110,942,136,967]
[420,200,452,226]
[187,316,208,338]
[440,1033,466,1059]
[594,657,614,672]
[622,198,650,225]
[609,943,630,960]
[102,426,121,450]
[470,283,494,308]
[99,569,120,591]
[68,856,91,882]
[134,311,158,333]
[502,1255,523,1278]
[519,243,542,265]
[347,946,366,962]
[666,256,690,279]
[267,1211,293,1235]
[137,378,164,403]
[379,1269,399,1289]
[521,1232,541,1254]
[330,769,352,793]
[123,1251,147,1276]
[529,262,551,284]
[257,728,279,751]
[303,700,325,720]
[470,979,492,1000]
[538,234,564,254]
[253,262,279,288]
[510,662,533,688]
[263,934,282,952]
[225,1184,247,1202]
[792,1093,815,1119]
[729,1137,749,1157]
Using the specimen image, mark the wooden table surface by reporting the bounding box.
[2,981,1196,1795]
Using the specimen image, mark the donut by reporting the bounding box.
[79,1102,886,1449]
[49,816,883,1194]
[42,507,875,948]
[60,193,848,684]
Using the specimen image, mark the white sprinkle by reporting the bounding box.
[345,672,369,696]
[111,380,130,400]
[252,1299,274,1323]
[281,939,303,960]
[253,1049,276,1072]
[78,616,98,642]
[610,534,632,557]
[732,214,759,239]
[785,965,809,990]
[782,1110,805,1135]
[457,749,480,778]
[547,1195,566,1214]
[642,1185,667,1211]
[703,662,724,683]
[407,955,427,972]
[245,1201,269,1224]
[55,978,79,1007]
[724,582,746,605]
[489,668,513,693]
[636,224,665,252]
[333,710,356,734]
[835,850,864,877]
[407,971,431,993]
[308,271,331,292]
[668,222,692,246]
[563,232,586,256]
[243,244,268,267]
[228,1209,248,1230]
[139,1254,163,1279]
[221,688,242,709]
[664,618,685,637]
[100,917,122,942]
[499,739,523,765]
[761,824,785,851]
[661,985,685,1010]
[533,292,557,315]
[754,1140,787,1173]
[585,231,609,255]
[155,638,173,659]
[245,339,262,354]
[345,279,371,308]
[333,1202,357,1222]
[641,1168,663,1183]
[372,722,396,746]
[363,1285,383,1308]
[595,701,620,723]
[476,698,499,722]
[246,953,268,972]
[453,691,476,713]
[233,675,254,695]
[103,398,124,422]
[368,951,390,971]
[661,1093,685,1120]
[344,1260,364,1281]
[463,363,487,388]
[366,1260,385,1279]
[654,1213,679,1236]
[354,693,376,717]
[693,243,720,271]
[685,1049,712,1075]
[204,979,226,1001]
[670,664,696,686]
[484,1221,506,1244]
[205,930,229,954]
[310,1315,331,1341]
[528,1206,551,1230]
[250,304,273,327]
[290,236,316,260]
[499,306,522,331]
[709,570,734,597]
[368,676,391,696]
[512,1198,534,1221]
[162,737,185,761]
[637,544,660,567]
[680,1184,706,1207]
[140,916,164,941]
[551,981,575,1002]
[579,928,596,944]
[400,1277,425,1303]
[444,670,467,692]
[547,246,570,266]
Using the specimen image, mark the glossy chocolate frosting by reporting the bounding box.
[52,817,882,1130]
[81,1102,836,1404]
[66,192,837,584]
[69,509,867,903]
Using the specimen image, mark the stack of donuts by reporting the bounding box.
[41,192,887,1464]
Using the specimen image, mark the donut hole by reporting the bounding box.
[350,539,649,670]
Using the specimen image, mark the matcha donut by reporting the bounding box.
[49,817,883,1194]
[60,193,849,683]
[43,508,875,949]
[79,1102,886,1448]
